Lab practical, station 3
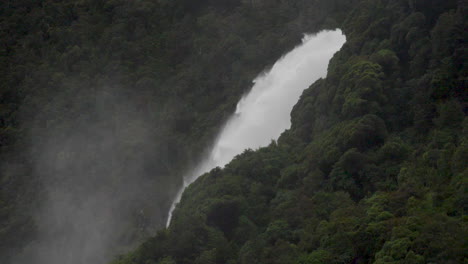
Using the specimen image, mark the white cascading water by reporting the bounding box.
[166,29,346,227]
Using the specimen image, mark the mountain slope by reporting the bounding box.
[113,0,467,263]
[0,0,357,263]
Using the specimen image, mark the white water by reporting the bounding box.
[166,29,346,227]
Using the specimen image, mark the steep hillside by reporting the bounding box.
[113,0,467,263]
[1,0,357,263]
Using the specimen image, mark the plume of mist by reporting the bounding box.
[167,29,346,226]
[12,86,166,264]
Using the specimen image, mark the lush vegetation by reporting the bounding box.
[111,0,467,263]
[1,0,466,263]
[1,0,355,262]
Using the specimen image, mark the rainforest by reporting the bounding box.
[0,0,466,264]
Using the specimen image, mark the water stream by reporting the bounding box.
[166,29,346,227]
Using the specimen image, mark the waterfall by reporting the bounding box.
[166,29,346,227]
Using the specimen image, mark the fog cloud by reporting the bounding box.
[13,86,163,264]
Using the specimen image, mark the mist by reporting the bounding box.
[167,29,346,226]
[12,86,166,264]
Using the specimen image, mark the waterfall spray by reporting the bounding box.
[167,29,346,227]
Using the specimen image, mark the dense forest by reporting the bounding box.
[1,0,355,262]
[1,0,466,264]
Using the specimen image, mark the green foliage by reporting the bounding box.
[370,49,399,74]
[1,0,466,263]
[296,250,334,264]
[113,1,468,263]
[1,0,356,261]
[339,60,385,118]
[158,257,176,264]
